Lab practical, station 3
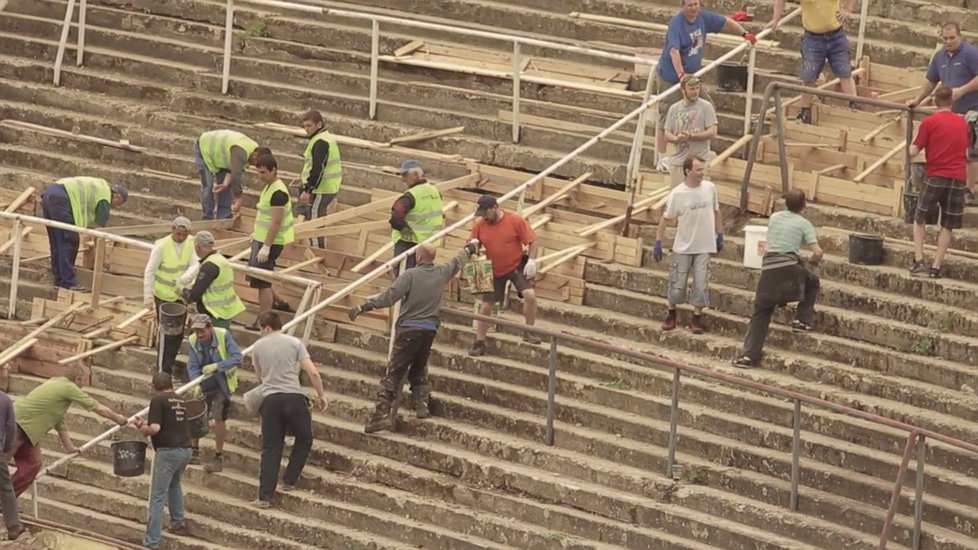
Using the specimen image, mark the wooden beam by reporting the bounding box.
[538,243,596,275]
[876,86,918,100]
[387,126,465,147]
[853,140,906,182]
[101,217,239,237]
[90,238,106,308]
[709,135,752,167]
[279,256,325,275]
[0,338,39,369]
[58,336,140,365]
[783,142,838,149]
[2,187,36,213]
[523,172,592,218]
[0,226,33,256]
[766,67,867,117]
[116,308,153,330]
[0,301,90,367]
[0,120,146,152]
[575,188,668,237]
[292,219,390,241]
[394,40,425,58]
[817,163,847,175]
[860,118,899,143]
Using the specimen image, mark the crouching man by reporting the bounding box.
[349,241,476,433]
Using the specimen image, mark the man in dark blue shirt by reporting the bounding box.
[908,22,978,189]
[654,0,755,170]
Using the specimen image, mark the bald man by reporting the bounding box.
[349,241,478,433]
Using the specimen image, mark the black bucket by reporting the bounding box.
[902,193,940,225]
[159,302,188,337]
[111,440,147,477]
[848,234,885,265]
[185,398,209,439]
[716,63,749,92]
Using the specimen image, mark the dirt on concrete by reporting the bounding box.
[0,527,124,550]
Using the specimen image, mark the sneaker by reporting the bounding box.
[468,340,487,357]
[847,101,862,111]
[251,499,271,509]
[661,313,677,331]
[732,356,754,369]
[928,267,943,279]
[204,455,223,473]
[280,483,296,493]
[66,285,88,292]
[687,316,705,335]
[795,108,812,125]
[6,524,24,541]
[522,332,542,345]
[656,157,670,173]
[168,522,192,536]
[909,261,928,277]
[189,448,201,465]
[273,300,293,313]
[791,320,813,332]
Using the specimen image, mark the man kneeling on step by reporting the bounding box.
[186,314,242,470]
[349,241,476,434]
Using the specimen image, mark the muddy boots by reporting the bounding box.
[412,386,432,419]
[363,402,395,434]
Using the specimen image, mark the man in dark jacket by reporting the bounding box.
[349,241,476,433]
[388,159,444,274]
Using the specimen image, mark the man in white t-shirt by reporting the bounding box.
[652,156,723,334]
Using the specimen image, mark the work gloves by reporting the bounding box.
[348,303,374,321]
[742,31,757,44]
[716,233,725,253]
[202,363,218,375]
[652,240,664,262]
[523,258,537,278]
[465,239,480,255]
[256,244,271,263]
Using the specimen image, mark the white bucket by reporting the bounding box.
[743,225,768,269]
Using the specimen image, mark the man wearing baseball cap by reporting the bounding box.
[468,195,541,357]
[143,216,200,378]
[185,313,242,470]
[182,231,245,329]
[40,177,128,290]
[388,159,444,273]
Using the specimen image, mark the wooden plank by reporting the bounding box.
[1,120,146,152]
[853,140,906,182]
[2,187,36,214]
[394,40,425,58]
[101,217,239,237]
[387,126,465,146]
[522,172,592,218]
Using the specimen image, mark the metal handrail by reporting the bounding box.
[441,307,976,550]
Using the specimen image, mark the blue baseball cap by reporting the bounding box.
[111,184,129,202]
[397,159,423,175]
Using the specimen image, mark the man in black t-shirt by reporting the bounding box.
[136,373,193,549]
[246,154,295,330]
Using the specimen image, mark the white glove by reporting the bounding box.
[523,258,537,278]
[256,245,271,263]
[468,238,480,248]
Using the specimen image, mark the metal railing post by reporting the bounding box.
[878,430,918,550]
[511,42,522,143]
[221,0,234,95]
[742,45,757,137]
[545,336,557,446]
[790,398,802,511]
[773,87,789,193]
[8,220,23,319]
[369,20,380,120]
[740,83,774,211]
[666,367,680,477]
[854,0,870,66]
[625,67,657,189]
[76,0,87,67]
[53,0,78,86]
[912,435,926,550]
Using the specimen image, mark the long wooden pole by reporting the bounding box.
[58,336,140,365]
[576,188,667,237]
[523,172,592,218]
[854,140,906,182]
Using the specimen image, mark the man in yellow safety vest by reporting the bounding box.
[40,177,128,290]
[297,110,342,248]
[246,154,295,329]
[182,231,245,330]
[186,314,242,470]
[192,130,271,220]
[143,216,200,378]
[389,159,443,274]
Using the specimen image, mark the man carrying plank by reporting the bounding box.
[246,154,295,329]
[297,110,342,248]
[389,160,444,273]
[182,231,246,330]
[143,216,199,378]
[192,130,270,220]
[651,156,723,334]
[41,177,128,291]
[349,241,478,434]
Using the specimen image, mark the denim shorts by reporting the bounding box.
[667,252,710,308]
[800,28,852,82]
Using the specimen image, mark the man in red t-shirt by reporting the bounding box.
[468,195,540,356]
[909,85,973,279]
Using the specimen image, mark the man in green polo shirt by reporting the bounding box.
[192,130,271,220]
[9,364,129,496]
[40,177,128,290]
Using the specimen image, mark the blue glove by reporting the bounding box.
[652,240,664,262]
[716,233,725,253]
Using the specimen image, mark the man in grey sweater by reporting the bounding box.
[348,240,477,433]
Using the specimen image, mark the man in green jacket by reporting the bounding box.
[297,110,342,248]
[388,160,444,274]
[41,177,128,290]
[192,130,270,220]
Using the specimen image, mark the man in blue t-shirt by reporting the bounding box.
[654,0,755,170]
[907,22,978,190]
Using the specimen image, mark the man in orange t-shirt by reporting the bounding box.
[468,195,540,356]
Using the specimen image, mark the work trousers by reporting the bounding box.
[298,193,336,249]
[0,449,20,530]
[741,268,820,362]
[155,298,187,381]
[258,393,313,501]
[392,240,418,276]
[41,185,81,288]
[10,427,41,497]
[143,447,191,548]
[192,140,233,220]
[375,329,436,408]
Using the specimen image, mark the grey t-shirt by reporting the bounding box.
[665,98,719,166]
[250,331,310,397]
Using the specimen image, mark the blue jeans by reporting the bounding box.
[192,140,233,220]
[800,28,852,82]
[143,447,191,548]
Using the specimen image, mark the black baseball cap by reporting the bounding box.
[475,195,498,216]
